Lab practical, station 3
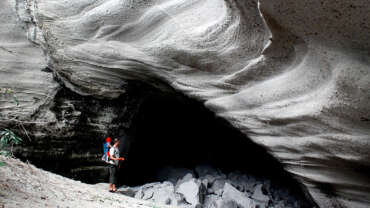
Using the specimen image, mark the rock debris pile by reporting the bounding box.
[119,166,312,208]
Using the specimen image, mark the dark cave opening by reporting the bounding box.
[116,91,315,206]
[120,93,283,185]
[15,82,315,207]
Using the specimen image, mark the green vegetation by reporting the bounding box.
[0,129,23,157]
[0,87,23,158]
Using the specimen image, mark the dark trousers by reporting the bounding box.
[108,164,118,185]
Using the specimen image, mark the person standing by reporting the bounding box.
[108,138,124,192]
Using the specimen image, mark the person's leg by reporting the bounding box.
[112,166,118,192]
[108,165,115,192]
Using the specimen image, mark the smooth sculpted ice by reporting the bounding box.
[1,0,369,207]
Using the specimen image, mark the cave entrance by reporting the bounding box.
[120,93,284,185]
[116,90,314,207]
[14,81,314,206]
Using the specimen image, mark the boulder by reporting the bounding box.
[176,173,196,188]
[176,178,206,207]
[251,184,270,207]
[209,179,226,196]
[220,183,257,208]
[252,184,269,202]
[134,181,184,206]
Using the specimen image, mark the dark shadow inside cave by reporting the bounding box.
[115,89,315,206]
[120,93,284,185]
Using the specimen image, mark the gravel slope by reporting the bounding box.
[0,156,175,208]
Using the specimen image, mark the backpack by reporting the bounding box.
[101,142,111,163]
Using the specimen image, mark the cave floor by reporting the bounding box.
[0,156,177,208]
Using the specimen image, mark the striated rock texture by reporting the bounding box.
[0,0,58,121]
[0,0,369,207]
[16,84,149,183]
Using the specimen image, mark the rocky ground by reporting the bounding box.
[0,156,176,208]
[119,166,313,208]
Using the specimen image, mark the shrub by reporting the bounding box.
[0,129,23,157]
[0,88,23,161]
